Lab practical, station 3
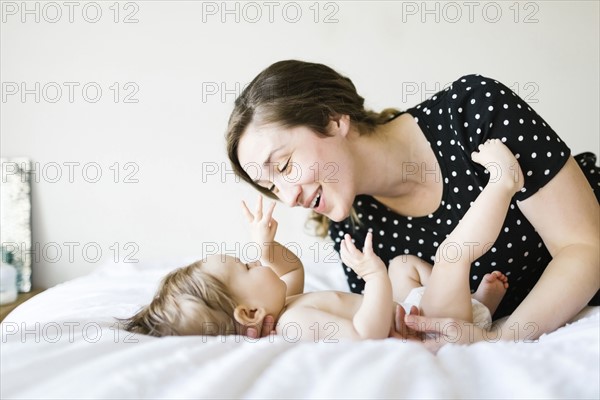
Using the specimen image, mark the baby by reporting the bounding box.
[122,139,522,341]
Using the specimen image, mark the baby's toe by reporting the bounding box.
[483,272,495,282]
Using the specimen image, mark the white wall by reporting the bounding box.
[1,1,598,289]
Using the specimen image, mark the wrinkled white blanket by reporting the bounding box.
[1,260,598,399]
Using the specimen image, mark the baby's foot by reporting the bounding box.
[471,139,524,193]
[472,271,509,316]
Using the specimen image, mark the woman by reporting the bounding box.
[225,60,599,346]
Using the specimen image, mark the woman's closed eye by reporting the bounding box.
[279,157,292,174]
[267,157,292,192]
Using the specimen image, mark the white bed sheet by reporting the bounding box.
[1,260,598,399]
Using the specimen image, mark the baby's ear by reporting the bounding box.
[233,305,266,327]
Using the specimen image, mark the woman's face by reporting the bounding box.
[237,119,357,222]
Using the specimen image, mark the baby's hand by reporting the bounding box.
[241,195,278,245]
[340,231,387,281]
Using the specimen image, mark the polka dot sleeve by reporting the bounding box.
[447,74,571,202]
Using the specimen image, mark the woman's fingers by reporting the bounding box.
[406,314,486,348]
[245,326,259,339]
[405,314,455,334]
[243,315,275,339]
[395,304,405,333]
[261,315,275,337]
[388,305,425,341]
[406,306,424,340]
[404,315,437,332]
[396,306,417,338]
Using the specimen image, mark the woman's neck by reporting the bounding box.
[351,114,429,198]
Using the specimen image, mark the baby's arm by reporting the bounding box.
[242,196,304,296]
[340,231,393,339]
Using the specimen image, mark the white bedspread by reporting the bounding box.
[1,260,598,399]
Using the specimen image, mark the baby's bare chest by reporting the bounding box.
[284,291,363,320]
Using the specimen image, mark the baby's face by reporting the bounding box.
[202,255,287,316]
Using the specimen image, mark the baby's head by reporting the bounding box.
[121,254,287,337]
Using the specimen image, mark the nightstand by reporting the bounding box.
[0,288,45,322]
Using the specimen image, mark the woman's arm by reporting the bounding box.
[504,156,599,340]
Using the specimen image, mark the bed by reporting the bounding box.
[1,258,598,399]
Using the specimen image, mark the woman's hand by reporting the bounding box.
[244,315,276,339]
[241,195,278,245]
[404,314,499,352]
[388,304,424,341]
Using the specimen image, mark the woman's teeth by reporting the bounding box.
[310,189,322,209]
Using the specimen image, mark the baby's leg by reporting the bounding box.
[420,139,524,322]
[388,255,432,303]
[389,256,509,315]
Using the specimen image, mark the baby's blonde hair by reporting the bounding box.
[120,260,240,336]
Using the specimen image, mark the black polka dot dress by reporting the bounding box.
[329,74,600,319]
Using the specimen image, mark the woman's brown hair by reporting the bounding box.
[226,60,400,237]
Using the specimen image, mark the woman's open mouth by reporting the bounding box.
[310,187,323,210]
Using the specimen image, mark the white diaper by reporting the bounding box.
[400,286,492,330]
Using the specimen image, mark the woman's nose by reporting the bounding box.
[275,179,302,207]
